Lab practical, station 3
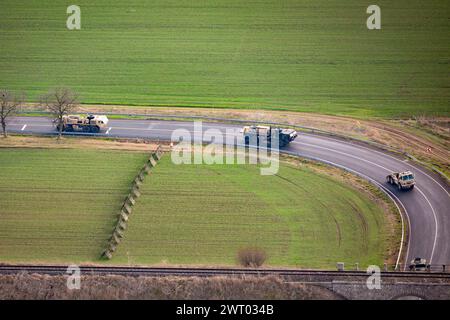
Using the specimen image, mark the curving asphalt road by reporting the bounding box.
[6,116,450,267]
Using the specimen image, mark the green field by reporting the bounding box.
[0,147,394,268]
[112,157,393,269]
[1,1,448,118]
[0,148,147,263]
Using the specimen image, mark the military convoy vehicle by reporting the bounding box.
[242,125,298,148]
[386,171,415,190]
[409,257,429,271]
[55,114,109,133]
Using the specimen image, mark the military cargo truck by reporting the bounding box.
[55,114,109,133]
[242,125,297,148]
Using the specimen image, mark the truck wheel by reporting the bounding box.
[410,185,414,190]
[91,126,100,133]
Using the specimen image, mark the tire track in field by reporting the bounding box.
[274,173,342,247]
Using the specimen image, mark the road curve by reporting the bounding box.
[6,116,450,267]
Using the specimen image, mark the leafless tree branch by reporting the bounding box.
[0,90,25,138]
[40,88,79,139]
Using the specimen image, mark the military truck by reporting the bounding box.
[242,125,297,148]
[386,171,415,190]
[409,257,429,271]
[55,114,109,133]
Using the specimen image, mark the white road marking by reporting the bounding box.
[295,153,409,271]
[21,124,27,131]
[416,187,439,265]
[296,140,439,266]
[296,141,395,172]
[11,118,447,266]
[105,127,112,135]
[302,132,450,198]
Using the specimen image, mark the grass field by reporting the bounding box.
[1,1,448,118]
[112,156,394,269]
[0,145,395,268]
[0,148,147,263]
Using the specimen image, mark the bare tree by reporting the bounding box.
[0,90,24,138]
[41,88,79,139]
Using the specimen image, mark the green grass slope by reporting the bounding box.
[0,0,448,118]
[0,148,147,263]
[113,157,393,269]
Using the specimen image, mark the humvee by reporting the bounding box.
[409,257,429,271]
[386,171,415,190]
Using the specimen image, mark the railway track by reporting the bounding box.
[1,265,449,281]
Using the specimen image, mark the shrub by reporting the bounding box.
[237,247,267,267]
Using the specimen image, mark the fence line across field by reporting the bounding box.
[102,145,163,259]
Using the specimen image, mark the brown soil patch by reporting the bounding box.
[0,135,169,152]
[21,103,450,177]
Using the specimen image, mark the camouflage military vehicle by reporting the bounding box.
[56,114,109,133]
[386,171,415,190]
[242,125,297,148]
[409,257,428,271]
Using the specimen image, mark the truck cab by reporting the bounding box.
[386,171,415,191]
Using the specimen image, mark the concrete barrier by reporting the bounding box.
[103,250,113,259]
[115,228,124,238]
[132,187,141,198]
[120,210,129,222]
[149,157,157,167]
[127,196,136,206]
[134,177,142,187]
[123,203,132,215]
[101,146,163,259]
